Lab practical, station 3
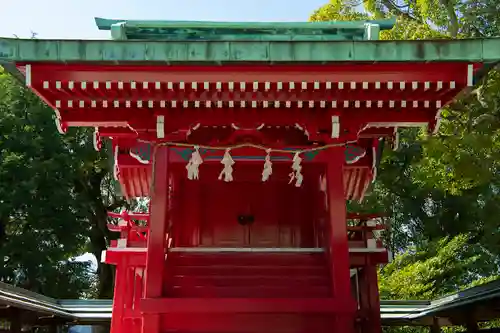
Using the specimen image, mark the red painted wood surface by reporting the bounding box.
[29,60,450,333]
[359,266,382,333]
[102,152,388,332]
[17,57,483,333]
[138,297,358,333]
[24,62,472,154]
[110,260,126,333]
[164,252,331,298]
[59,108,434,140]
[115,149,375,200]
[174,165,317,248]
[326,147,356,333]
[26,62,475,86]
[142,146,170,333]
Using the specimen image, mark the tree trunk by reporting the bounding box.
[439,0,459,37]
[84,170,119,299]
[90,216,115,299]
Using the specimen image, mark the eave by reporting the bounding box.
[0,38,500,64]
[94,17,397,32]
[93,17,396,41]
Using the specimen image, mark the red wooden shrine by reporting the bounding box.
[12,16,486,333]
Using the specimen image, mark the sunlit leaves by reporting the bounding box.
[310,0,500,302]
[380,235,496,299]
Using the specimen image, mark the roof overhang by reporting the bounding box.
[93,17,396,41]
[1,38,500,64]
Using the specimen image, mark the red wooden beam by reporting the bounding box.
[108,211,150,221]
[103,249,147,266]
[107,224,149,233]
[110,240,147,248]
[36,89,460,105]
[28,62,472,84]
[103,247,386,267]
[158,312,336,333]
[110,258,127,333]
[326,146,356,332]
[142,146,170,333]
[59,108,434,137]
[60,108,326,127]
[117,154,374,167]
[140,298,356,314]
[114,161,375,199]
[144,148,169,296]
[359,267,382,333]
[350,252,388,266]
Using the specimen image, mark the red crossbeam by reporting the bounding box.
[140,298,356,314]
[103,248,146,266]
[27,63,473,84]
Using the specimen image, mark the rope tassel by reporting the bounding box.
[186,146,203,180]
[289,152,303,187]
[262,149,273,182]
[113,145,120,181]
[219,148,235,182]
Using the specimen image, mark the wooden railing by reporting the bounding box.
[347,213,387,250]
[107,210,150,248]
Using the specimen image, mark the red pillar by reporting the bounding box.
[326,146,355,333]
[359,224,382,333]
[361,266,382,333]
[142,146,170,333]
[110,259,127,333]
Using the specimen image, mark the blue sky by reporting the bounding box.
[1,0,329,39]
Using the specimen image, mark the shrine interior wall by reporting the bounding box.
[170,163,327,249]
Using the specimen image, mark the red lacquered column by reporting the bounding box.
[110,258,126,333]
[326,146,356,333]
[142,146,170,333]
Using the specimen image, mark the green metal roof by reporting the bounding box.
[94,17,396,41]
[408,279,500,321]
[1,37,500,64]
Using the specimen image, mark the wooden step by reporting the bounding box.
[170,265,328,276]
[168,252,326,267]
[165,251,331,298]
[167,285,331,298]
[169,274,330,287]
[141,298,356,314]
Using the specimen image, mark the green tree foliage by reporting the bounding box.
[311,0,500,298]
[0,72,92,297]
[0,70,127,298]
[312,0,500,38]
[380,235,498,299]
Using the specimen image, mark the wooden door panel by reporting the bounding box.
[194,177,315,248]
[200,182,247,247]
[248,182,280,247]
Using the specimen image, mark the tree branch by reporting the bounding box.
[379,0,420,21]
[107,199,127,212]
[438,0,459,37]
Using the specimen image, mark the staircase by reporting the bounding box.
[164,249,332,298]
